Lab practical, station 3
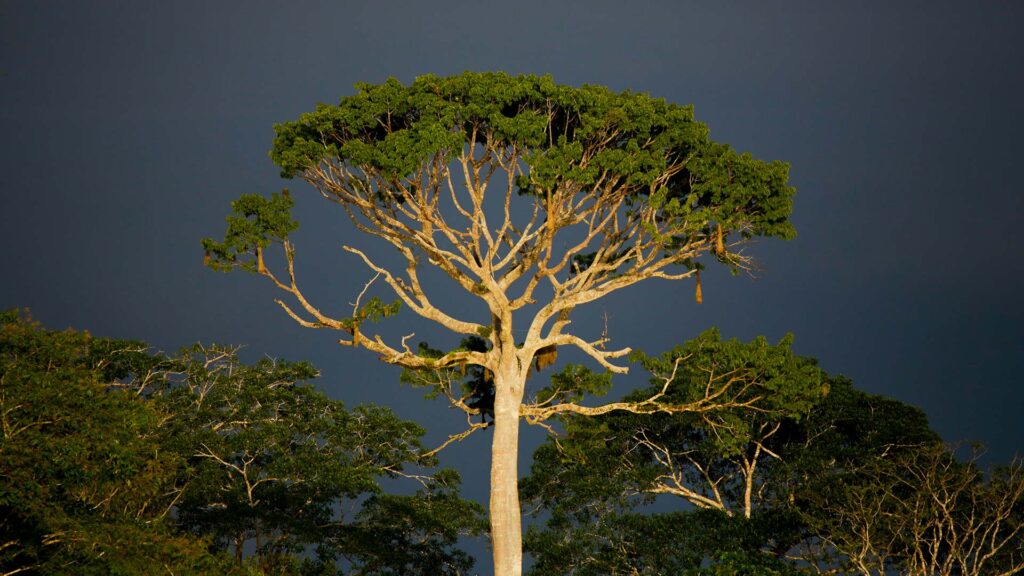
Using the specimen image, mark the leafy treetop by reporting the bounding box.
[204,71,796,387]
[203,72,798,576]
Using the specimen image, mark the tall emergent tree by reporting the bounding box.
[204,71,796,574]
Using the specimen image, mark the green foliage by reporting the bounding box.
[334,476,488,576]
[531,364,615,410]
[521,329,955,575]
[522,352,1022,576]
[523,329,824,515]
[270,71,794,244]
[785,408,1024,576]
[202,190,298,272]
[0,311,485,575]
[524,508,803,576]
[0,310,235,575]
[349,296,402,324]
[627,328,823,454]
[339,296,403,335]
[781,375,938,470]
[159,344,486,574]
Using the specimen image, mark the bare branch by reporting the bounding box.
[342,245,486,337]
[522,357,763,425]
[423,421,491,459]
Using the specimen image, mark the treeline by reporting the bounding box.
[2,312,1023,575]
[0,311,486,575]
[521,330,1024,576]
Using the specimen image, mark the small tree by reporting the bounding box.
[204,72,796,573]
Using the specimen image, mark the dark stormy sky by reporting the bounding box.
[2,0,1022,565]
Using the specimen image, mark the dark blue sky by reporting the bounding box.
[2,0,1022,565]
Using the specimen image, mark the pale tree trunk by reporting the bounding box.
[490,356,527,576]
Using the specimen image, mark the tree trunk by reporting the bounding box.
[490,361,525,576]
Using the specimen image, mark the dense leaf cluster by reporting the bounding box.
[270,71,794,243]
[202,190,299,274]
[521,330,1023,576]
[0,311,485,575]
[0,311,229,575]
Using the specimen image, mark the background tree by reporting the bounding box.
[524,330,1003,569]
[781,373,943,574]
[160,344,486,575]
[796,443,1024,576]
[521,329,823,575]
[337,482,489,576]
[203,71,796,574]
[0,311,485,575]
[0,310,233,575]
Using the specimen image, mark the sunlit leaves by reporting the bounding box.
[0,313,485,575]
[269,71,794,247]
[533,364,614,408]
[201,190,298,273]
[0,311,232,575]
[522,329,834,574]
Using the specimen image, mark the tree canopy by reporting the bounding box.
[521,330,1024,576]
[203,72,797,573]
[0,311,227,575]
[204,71,795,377]
[0,311,485,575]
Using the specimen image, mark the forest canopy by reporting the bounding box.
[0,310,485,576]
[3,310,1022,575]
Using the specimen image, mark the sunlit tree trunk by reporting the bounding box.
[490,352,527,576]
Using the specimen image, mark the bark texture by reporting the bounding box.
[490,364,526,575]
